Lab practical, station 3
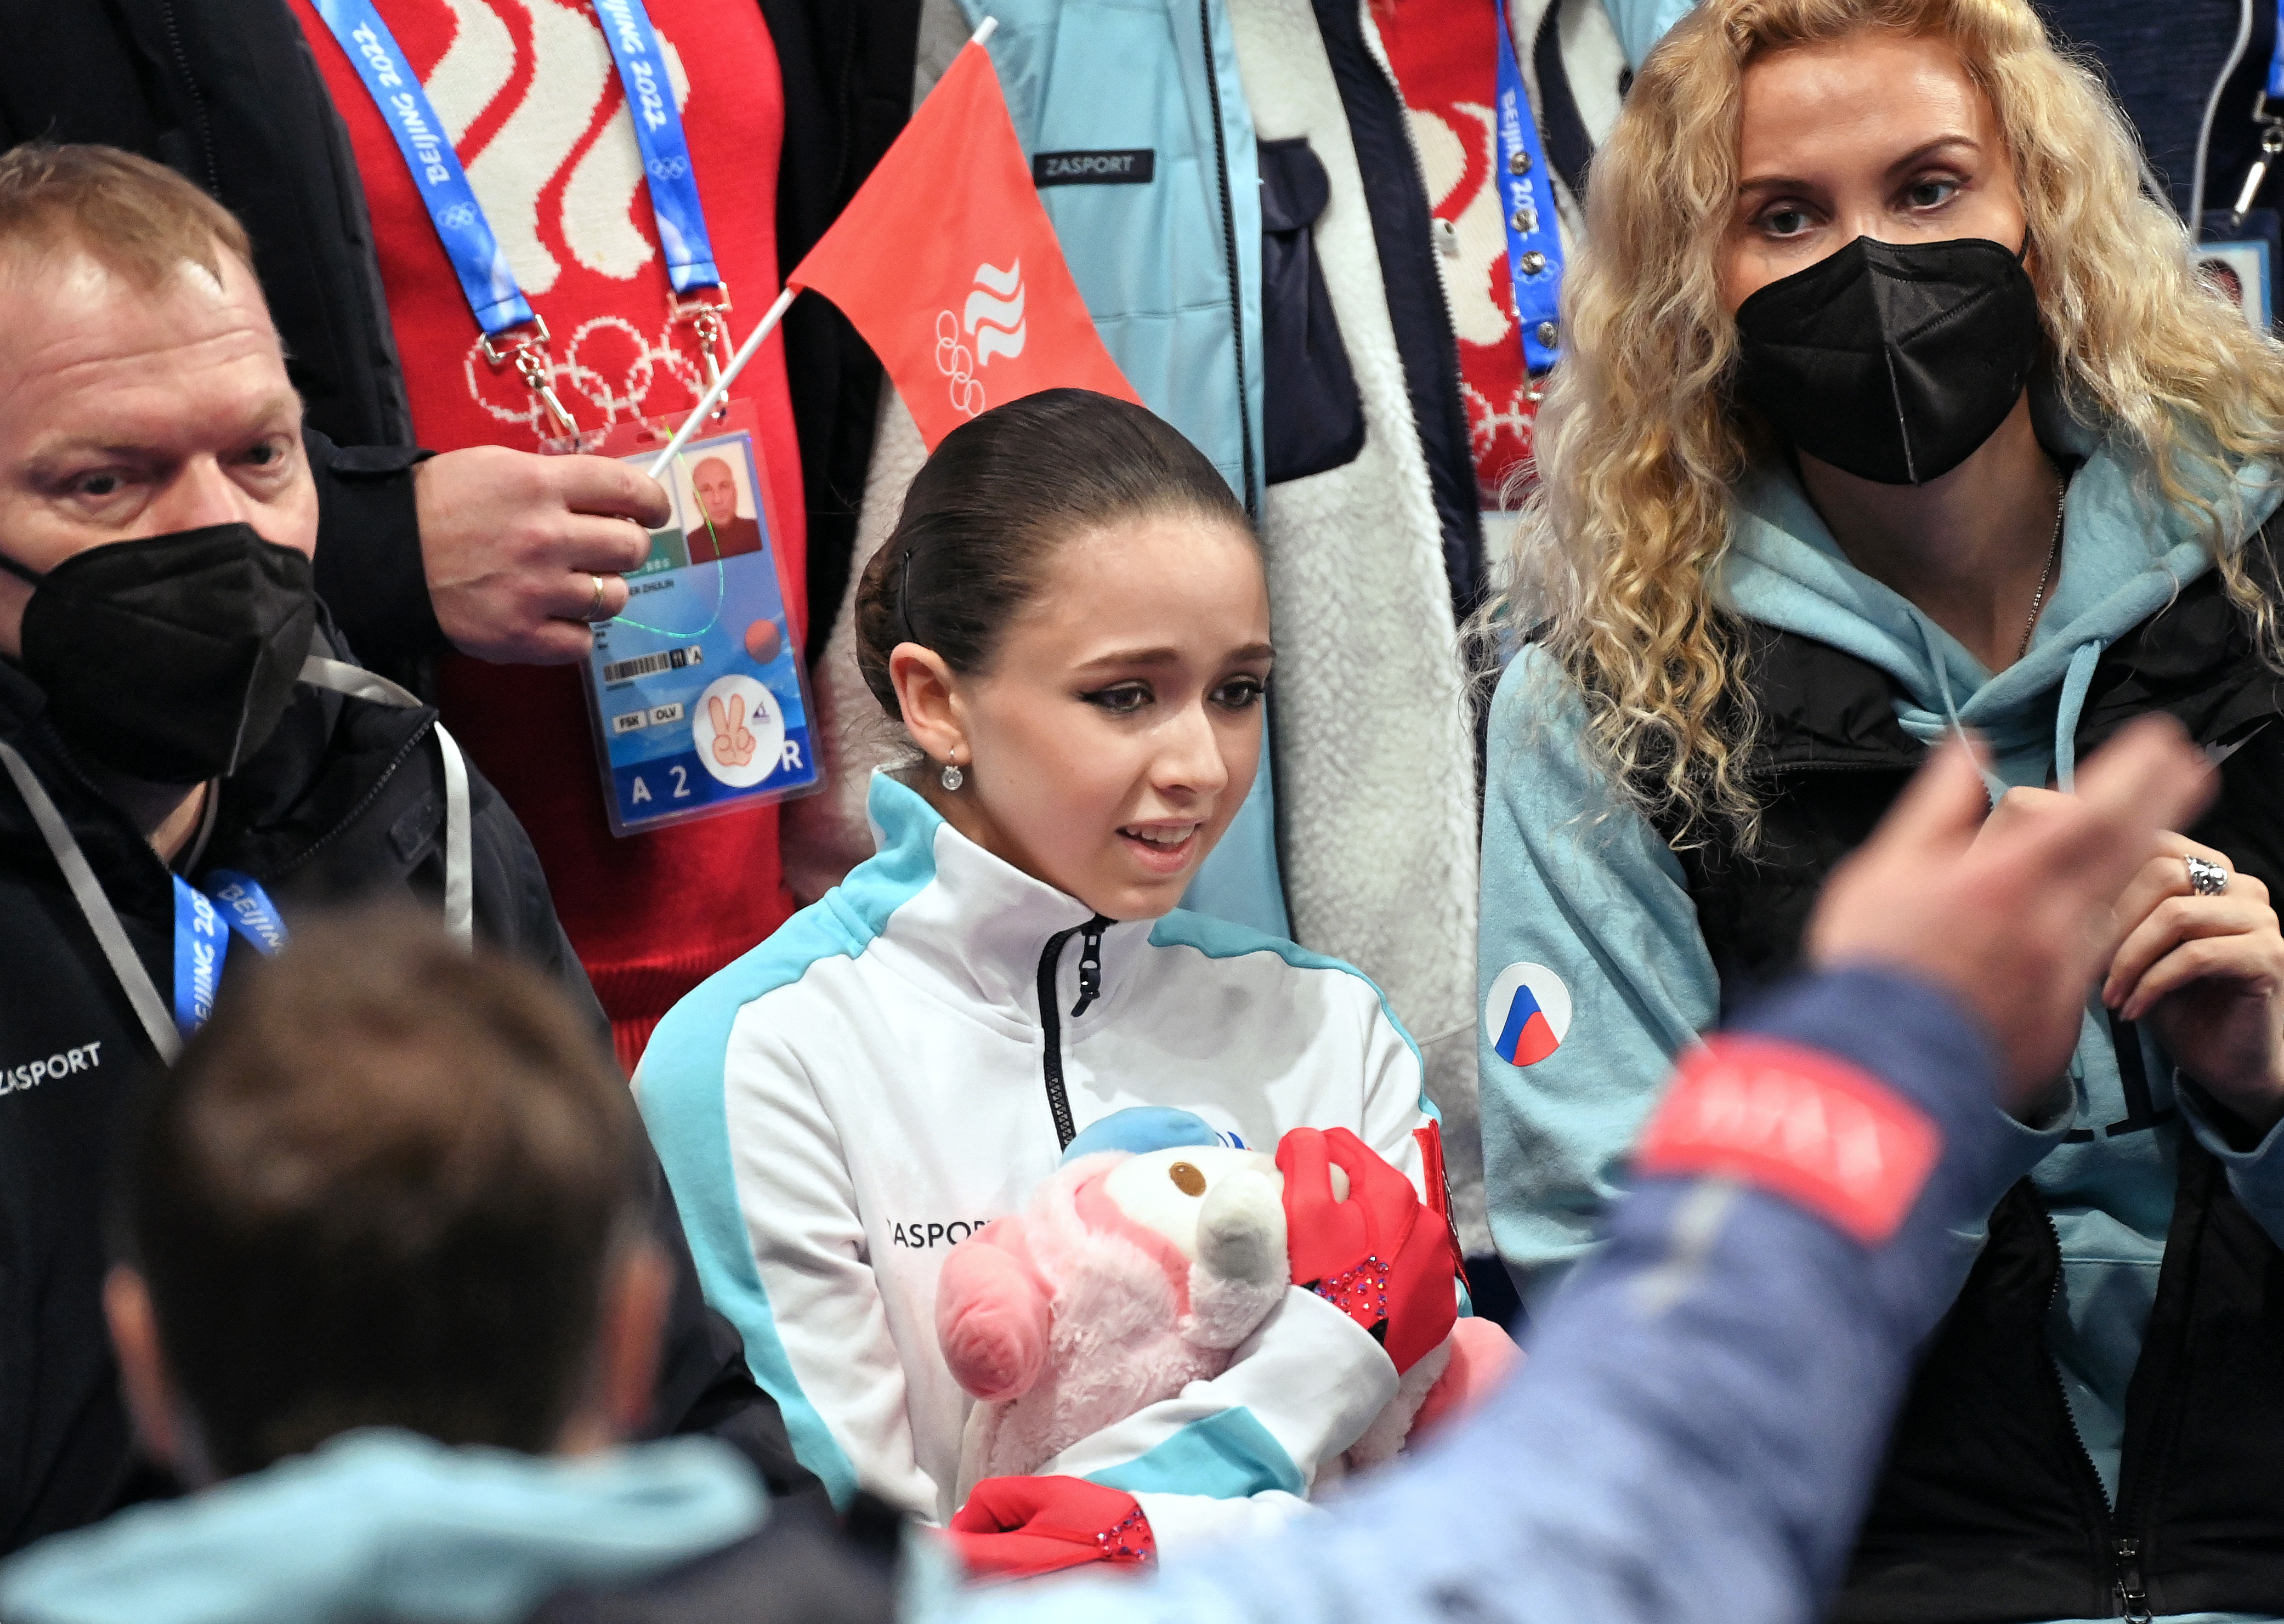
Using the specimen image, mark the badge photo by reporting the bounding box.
[558,402,823,836]
[2195,239,2274,333]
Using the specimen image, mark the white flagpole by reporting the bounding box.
[643,285,795,480]
[643,13,1001,482]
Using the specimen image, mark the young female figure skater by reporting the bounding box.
[1482,1,2284,1616]
[638,391,1458,1553]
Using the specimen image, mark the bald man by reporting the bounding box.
[687,456,765,563]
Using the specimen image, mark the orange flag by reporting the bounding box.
[787,39,1141,450]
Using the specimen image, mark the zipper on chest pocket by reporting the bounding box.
[1035,915,1110,1152]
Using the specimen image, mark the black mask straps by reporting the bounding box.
[1,523,319,783]
[1733,234,2043,486]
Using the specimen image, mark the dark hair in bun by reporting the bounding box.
[852,389,1251,719]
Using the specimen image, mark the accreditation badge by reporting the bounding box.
[545,402,822,837]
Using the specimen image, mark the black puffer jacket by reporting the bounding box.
[0,625,814,1554]
[1654,531,2284,1621]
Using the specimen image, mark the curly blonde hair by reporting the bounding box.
[1513,0,2284,843]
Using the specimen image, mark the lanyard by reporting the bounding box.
[311,0,531,337]
[2270,0,2283,100]
[591,0,721,299]
[0,655,472,1065]
[169,870,289,1038]
[1494,0,1565,376]
[309,0,732,429]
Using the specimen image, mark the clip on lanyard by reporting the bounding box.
[2231,5,2284,229]
[311,0,732,433]
[1494,0,1565,383]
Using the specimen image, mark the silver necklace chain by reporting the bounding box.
[2016,470,2067,663]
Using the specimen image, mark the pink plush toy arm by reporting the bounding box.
[1413,1316,1523,1441]
[936,1218,1053,1402]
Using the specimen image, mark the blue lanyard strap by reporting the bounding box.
[310,0,535,337]
[312,0,721,336]
[593,0,721,297]
[203,870,291,953]
[2270,0,2283,99]
[169,878,228,1038]
[170,871,289,1038]
[1494,0,1565,376]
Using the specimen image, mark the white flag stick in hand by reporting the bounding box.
[643,284,798,482]
[642,16,1001,483]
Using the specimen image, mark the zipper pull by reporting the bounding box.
[1069,916,1108,1018]
[2114,1538,2150,1623]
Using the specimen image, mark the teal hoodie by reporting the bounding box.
[0,1430,766,1624]
[1478,408,2284,1624]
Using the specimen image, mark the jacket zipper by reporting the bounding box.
[2114,1537,2151,1624]
[1035,914,1112,1151]
[257,719,435,883]
[2040,1208,2135,1618]
[1197,0,1257,517]
[1362,16,1469,398]
[157,0,222,196]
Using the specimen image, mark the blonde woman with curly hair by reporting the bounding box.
[1480,1,2284,1616]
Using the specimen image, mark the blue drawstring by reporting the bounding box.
[2053,640,2104,795]
[1914,616,2011,805]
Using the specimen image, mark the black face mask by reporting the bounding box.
[1733,235,2042,486]
[0,523,318,783]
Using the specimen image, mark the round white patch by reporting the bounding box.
[1484,962,1573,1067]
[692,673,785,788]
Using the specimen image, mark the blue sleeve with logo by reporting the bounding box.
[1477,649,1720,1307]
[920,969,2018,1624]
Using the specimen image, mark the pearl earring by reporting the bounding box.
[940,760,965,792]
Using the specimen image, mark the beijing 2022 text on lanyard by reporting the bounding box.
[169,872,290,1037]
[310,0,823,837]
[1494,0,1565,383]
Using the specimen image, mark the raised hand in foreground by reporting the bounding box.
[1809,718,2215,1111]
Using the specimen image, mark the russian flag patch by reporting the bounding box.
[1486,963,1572,1066]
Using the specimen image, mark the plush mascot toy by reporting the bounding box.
[936,1109,1516,1519]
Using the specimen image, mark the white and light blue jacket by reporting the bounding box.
[636,773,1435,1548]
[1480,411,2284,1623]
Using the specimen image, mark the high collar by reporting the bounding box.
[858,772,1157,1033]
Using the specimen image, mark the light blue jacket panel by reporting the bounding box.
[1600,0,1702,67]
[0,1430,762,1624]
[1480,413,2284,1525]
[961,0,1265,502]
[957,0,1285,940]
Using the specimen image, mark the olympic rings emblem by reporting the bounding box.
[934,309,985,418]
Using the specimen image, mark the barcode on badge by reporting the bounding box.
[600,645,706,685]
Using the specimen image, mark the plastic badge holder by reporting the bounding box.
[546,401,823,836]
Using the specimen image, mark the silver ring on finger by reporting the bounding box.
[585,572,615,623]
[2186,853,2230,895]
